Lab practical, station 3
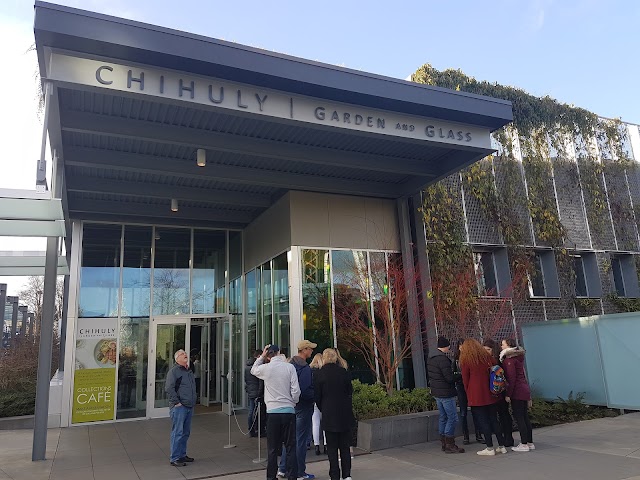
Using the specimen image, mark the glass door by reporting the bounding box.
[148,317,189,418]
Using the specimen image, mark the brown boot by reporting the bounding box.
[440,434,446,451]
[445,436,465,454]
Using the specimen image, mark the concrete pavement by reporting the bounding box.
[1,412,640,479]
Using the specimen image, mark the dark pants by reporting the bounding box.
[496,398,514,446]
[325,430,351,480]
[455,383,469,436]
[471,404,505,448]
[511,399,533,444]
[266,413,297,480]
[248,397,267,435]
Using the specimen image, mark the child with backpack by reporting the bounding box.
[459,339,507,456]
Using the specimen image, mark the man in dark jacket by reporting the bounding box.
[427,336,464,454]
[245,350,267,436]
[278,339,317,480]
[165,349,197,466]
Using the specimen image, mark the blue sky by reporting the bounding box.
[4,0,638,123]
[0,0,638,293]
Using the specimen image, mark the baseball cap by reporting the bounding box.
[297,339,317,351]
[266,344,280,354]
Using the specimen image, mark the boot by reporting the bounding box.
[440,434,446,451]
[475,431,484,444]
[315,445,321,456]
[462,421,470,445]
[445,436,465,454]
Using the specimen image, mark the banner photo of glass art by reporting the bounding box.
[72,317,118,423]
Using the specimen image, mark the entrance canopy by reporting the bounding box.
[34,1,512,229]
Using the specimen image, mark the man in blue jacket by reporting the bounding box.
[165,349,197,467]
[277,339,317,480]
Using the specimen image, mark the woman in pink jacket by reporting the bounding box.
[500,338,535,452]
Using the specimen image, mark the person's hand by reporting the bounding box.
[176,402,182,407]
[261,344,271,358]
[527,399,533,408]
[505,396,511,403]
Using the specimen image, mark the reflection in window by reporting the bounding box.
[611,257,626,296]
[246,269,257,351]
[302,249,333,354]
[79,224,122,317]
[573,255,588,297]
[192,230,226,314]
[121,226,151,317]
[273,252,290,353]
[333,250,376,384]
[260,262,272,347]
[230,276,243,405]
[474,251,498,296]
[116,316,149,419]
[529,253,546,297]
[153,228,190,315]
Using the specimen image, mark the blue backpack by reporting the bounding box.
[489,365,507,395]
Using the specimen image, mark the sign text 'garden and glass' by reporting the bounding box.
[48,53,491,149]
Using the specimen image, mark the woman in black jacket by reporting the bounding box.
[314,348,354,480]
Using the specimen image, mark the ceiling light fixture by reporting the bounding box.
[171,199,178,212]
[196,148,206,167]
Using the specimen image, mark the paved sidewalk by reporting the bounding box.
[2,412,640,479]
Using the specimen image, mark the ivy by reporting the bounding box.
[606,294,640,313]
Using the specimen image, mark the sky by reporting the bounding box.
[0,0,639,294]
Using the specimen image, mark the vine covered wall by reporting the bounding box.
[413,64,640,337]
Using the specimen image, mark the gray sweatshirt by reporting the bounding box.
[250,355,300,412]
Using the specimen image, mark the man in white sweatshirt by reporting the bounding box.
[251,344,301,480]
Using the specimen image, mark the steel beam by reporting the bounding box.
[8,296,18,344]
[60,110,439,177]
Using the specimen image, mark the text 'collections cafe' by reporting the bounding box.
[33,1,512,426]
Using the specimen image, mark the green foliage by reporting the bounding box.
[351,380,436,421]
[606,294,640,313]
[528,392,619,428]
[0,388,36,417]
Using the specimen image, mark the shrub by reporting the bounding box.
[0,389,37,417]
[529,392,620,428]
[352,380,436,421]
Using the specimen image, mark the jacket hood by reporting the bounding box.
[499,346,525,362]
[428,349,448,359]
[291,355,309,367]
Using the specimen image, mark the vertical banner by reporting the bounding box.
[72,318,118,423]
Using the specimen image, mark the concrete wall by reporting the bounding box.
[243,193,292,269]
[289,191,400,251]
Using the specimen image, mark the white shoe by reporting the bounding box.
[528,443,536,450]
[496,446,508,454]
[343,477,353,480]
[477,447,495,456]
[512,443,530,452]
[276,471,286,478]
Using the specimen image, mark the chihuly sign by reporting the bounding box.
[48,53,491,149]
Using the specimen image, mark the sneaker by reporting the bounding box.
[179,455,194,462]
[297,475,315,480]
[496,446,508,454]
[276,471,286,478]
[343,477,353,480]
[476,447,495,456]
[528,443,536,450]
[511,443,530,452]
[169,460,186,466]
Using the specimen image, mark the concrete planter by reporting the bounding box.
[357,409,476,452]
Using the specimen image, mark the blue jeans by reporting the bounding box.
[169,405,193,462]
[436,396,458,437]
[279,402,313,476]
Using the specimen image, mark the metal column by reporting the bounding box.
[8,296,18,345]
[19,306,28,338]
[0,284,6,331]
[396,197,427,388]
[32,236,59,461]
[28,313,35,339]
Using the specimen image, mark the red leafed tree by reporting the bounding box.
[333,252,427,395]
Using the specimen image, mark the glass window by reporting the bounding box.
[529,253,546,297]
[332,250,376,384]
[573,255,588,297]
[121,226,152,318]
[611,257,626,296]
[273,252,290,354]
[79,224,121,317]
[230,277,243,405]
[153,228,190,315]
[474,251,498,296]
[246,269,257,351]
[260,261,273,347]
[302,249,333,354]
[116,316,149,419]
[192,230,226,314]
